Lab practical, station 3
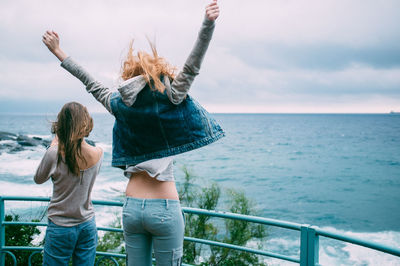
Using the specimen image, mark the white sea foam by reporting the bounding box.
[263,227,400,266]
[0,140,111,177]
[95,142,112,153]
[0,140,16,145]
[91,178,126,198]
[318,227,400,266]
[0,181,52,198]
[0,148,45,176]
[26,134,52,140]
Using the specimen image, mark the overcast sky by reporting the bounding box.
[1,0,399,113]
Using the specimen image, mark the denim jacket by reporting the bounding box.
[61,16,225,168]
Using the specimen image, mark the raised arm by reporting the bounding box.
[42,31,113,114]
[168,0,220,104]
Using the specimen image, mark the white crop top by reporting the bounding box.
[124,156,174,181]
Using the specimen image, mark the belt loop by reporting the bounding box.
[142,199,145,210]
[166,199,169,210]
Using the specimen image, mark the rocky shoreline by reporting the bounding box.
[0,131,51,154]
[0,131,96,154]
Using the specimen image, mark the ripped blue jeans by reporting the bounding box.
[122,197,185,266]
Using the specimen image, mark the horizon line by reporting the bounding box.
[0,111,398,115]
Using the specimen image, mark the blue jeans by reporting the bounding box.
[122,197,185,266]
[43,217,98,266]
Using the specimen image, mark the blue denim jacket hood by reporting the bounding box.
[110,77,225,169]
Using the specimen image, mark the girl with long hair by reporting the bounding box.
[42,1,222,265]
[34,102,103,265]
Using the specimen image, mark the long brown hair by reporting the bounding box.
[121,40,176,92]
[52,102,93,175]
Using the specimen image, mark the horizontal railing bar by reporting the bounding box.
[1,247,194,265]
[0,196,50,202]
[2,246,42,251]
[0,196,124,207]
[3,221,47,227]
[315,228,400,258]
[2,222,123,234]
[182,207,302,231]
[97,226,123,233]
[3,196,400,261]
[1,197,301,230]
[1,248,194,266]
[2,222,123,233]
[95,251,125,259]
[92,200,123,207]
[2,246,126,258]
[184,236,299,263]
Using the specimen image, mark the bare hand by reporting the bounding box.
[42,30,67,62]
[206,0,219,21]
[42,31,60,53]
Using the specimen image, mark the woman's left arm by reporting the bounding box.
[168,0,220,104]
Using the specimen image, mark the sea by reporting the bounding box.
[0,113,399,265]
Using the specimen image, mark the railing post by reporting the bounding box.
[300,225,320,266]
[300,225,309,266]
[307,226,319,266]
[0,197,5,266]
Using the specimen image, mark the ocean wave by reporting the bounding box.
[0,148,45,176]
[319,227,400,265]
[26,134,52,139]
[264,227,400,266]
[0,181,52,198]
[95,142,112,153]
[0,139,112,177]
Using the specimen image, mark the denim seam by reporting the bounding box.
[154,95,170,149]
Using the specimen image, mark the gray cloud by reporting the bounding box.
[230,42,400,71]
[1,0,399,113]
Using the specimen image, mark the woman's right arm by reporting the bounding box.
[42,31,113,114]
[34,144,57,184]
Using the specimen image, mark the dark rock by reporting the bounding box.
[42,139,51,147]
[9,145,25,153]
[86,139,96,147]
[17,135,42,147]
[0,131,95,153]
[0,131,17,141]
[0,143,20,152]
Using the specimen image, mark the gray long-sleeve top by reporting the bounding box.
[61,16,216,114]
[34,146,103,226]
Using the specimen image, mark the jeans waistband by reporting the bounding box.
[125,197,180,209]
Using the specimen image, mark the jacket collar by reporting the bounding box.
[117,75,171,107]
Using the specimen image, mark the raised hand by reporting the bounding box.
[206,0,219,21]
[42,30,67,62]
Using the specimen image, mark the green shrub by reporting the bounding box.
[178,166,268,266]
[96,215,126,266]
[4,214,43,266]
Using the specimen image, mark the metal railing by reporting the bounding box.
[1,196,400,266]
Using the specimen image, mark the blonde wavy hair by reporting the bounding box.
[121,41,177,92]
